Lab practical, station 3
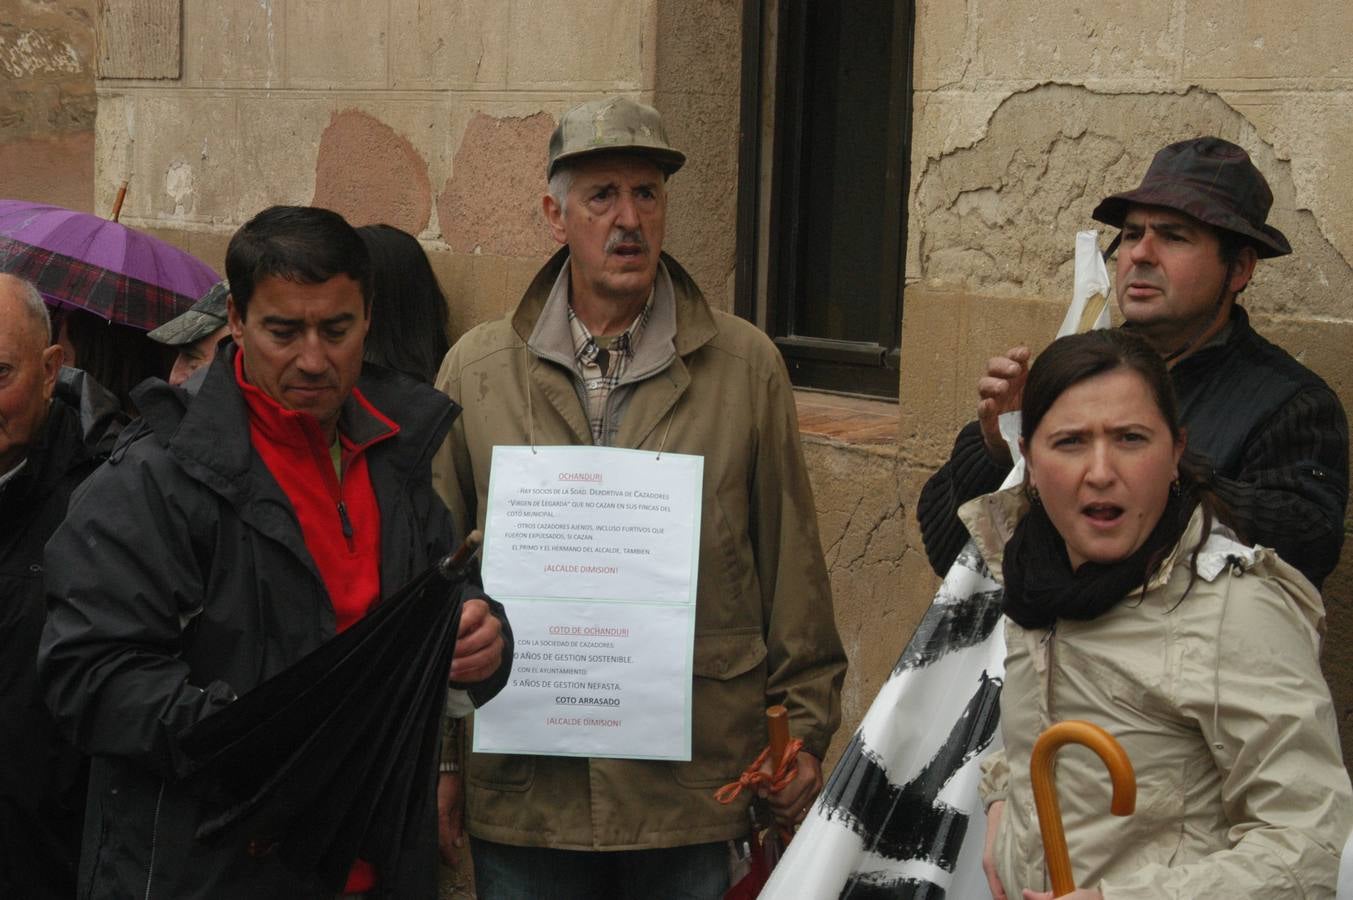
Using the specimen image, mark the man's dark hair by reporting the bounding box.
[225,206,372,319]
[356,224,450,385]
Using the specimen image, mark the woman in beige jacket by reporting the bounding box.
[970,329,1351,899]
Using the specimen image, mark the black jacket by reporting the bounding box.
[918,307,1349,588]
[0,370,122,900]
[38,346,509,899]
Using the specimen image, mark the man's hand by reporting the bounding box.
[757,751,823,828]
[449,598,503,683]
[436,772,464,865]
[983,799,1007,900]
[976,347,1031,466]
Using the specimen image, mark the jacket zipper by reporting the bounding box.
[1044,622,1058,723]
[143,778,166,900]
[337,500,356,552]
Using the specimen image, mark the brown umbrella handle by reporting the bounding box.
[1030,720,1135,896]
[438,530,483,579]
[767,705,789,767]
[110,181,129,222]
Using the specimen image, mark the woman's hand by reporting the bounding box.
[1022,891,1103,900]
[983,799,1008,899]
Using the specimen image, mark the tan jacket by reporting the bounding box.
[966,487,1352,899]
[433,250,845,849]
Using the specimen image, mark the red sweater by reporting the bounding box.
[236,353,398,891]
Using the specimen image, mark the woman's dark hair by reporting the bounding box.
[356,224,450,384]
[55,308,174,416]
[225,206,372,319]
[1022,329,1242,588]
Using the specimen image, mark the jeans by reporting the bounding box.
[470,837,731,900]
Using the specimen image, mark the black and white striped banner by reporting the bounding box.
[762,232,1111,899]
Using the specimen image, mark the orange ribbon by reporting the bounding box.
[713,737,804,805]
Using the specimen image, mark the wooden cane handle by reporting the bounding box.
[767,705,789,767]
[1030,720,1135,896]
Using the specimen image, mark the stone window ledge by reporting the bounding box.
[794,389,898,448]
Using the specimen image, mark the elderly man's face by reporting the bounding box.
[545,153,667,308]
[0,281,63,477]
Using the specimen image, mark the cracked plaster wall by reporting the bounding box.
[904,0,1353,767]
[0,0,95,209]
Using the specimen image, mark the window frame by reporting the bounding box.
[734,0,914,399]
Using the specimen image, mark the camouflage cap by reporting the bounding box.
[547,97,685,179]
[1092,137,1291,258]
[148,280,230,346]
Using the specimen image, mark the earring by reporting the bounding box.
[1026,484,1041,505]
[1170,478,1181,497]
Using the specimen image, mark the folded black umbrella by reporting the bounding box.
[176,536,480,892]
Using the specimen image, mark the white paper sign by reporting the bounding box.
[473,445,703,760]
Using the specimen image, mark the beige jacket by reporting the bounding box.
[433,250,845,849]
[966,487,1351,899]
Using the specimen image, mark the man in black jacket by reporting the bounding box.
[919,137,1348,589]
[38,208,512,899]
[0,274,125,899]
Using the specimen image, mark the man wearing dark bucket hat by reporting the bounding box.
[147,279,230,386]
[433,97,845,897]
[918,136,1348,589]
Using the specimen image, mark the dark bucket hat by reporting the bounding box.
[148,279,229,346]
[1092,137,1291,258]
[547,96,685,179]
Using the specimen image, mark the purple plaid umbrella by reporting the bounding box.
[0,199,221,331]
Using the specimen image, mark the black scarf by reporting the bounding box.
[1002,492,1188,630]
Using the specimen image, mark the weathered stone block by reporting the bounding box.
[437,110,556,258]
[105,94,241,223]
[1224,90,1353,274]
[231,95,336,215]
[651,88,739,311]
[913,0,969,90]
[969,0,1176,83]
[898,288,1062,467]
[0,132,96,210]
[389,0,509,88]
[96,0,180,79]
[183,0,284,88]
[801,438,909,766]
[505,0,646,88]
[312,108,435,236]
[286,0,388,89]
[1183,2,1353,83]
[654,0,739,98]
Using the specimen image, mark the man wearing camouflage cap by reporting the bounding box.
[919,136,1348,589]
[147,280,230,386]
[433,97,845,897]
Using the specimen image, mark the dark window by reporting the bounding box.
[736,0,913,398]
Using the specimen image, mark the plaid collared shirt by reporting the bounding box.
[567,295,653,444]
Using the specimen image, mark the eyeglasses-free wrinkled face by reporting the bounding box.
[545,153,668,308]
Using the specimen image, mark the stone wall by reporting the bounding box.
[98,0,742,325]
[0,0,96,210]
[903,0,1353,766]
